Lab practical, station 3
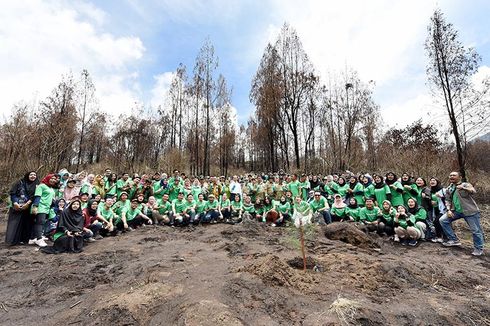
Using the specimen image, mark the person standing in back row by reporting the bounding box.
[440,172,485,256]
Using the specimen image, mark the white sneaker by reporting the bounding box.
[28,239,36,245]
[42,236,49,241]
[394,235,400,243]
[35,238,48,247]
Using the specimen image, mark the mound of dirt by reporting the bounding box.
[324,222,379,248]
[239,254,317,290]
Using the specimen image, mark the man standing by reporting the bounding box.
[230,175,242,200]
[440,171,484,256]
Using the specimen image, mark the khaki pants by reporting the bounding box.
[395,222,427,240]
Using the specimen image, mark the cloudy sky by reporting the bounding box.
[1,0,489,130]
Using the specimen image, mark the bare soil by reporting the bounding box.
[0,208,489,326]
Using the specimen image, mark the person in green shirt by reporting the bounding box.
[401,173,417,205]
[288,174,301,199]
[169,178,183,202]
[79,192,89,209]
[358,198,381,232]
[336,177,349,199]
[293,195,312,228]
[194,193,207,224]
[262,196,279,225]
[220,193,231,223]
[394,205,416,245]
[346,176,365,207]
[203,194,220,223]
[153,194,173,225]
[48,199,85,253]
[371,175,391,207]
[377,200,396,236]
[440,171,484,255]
[299,174,311,201]
[330,194,348,222]
[124,199,152,229]
[97,197,116,236]
[172,192,188,226]
[273,195,291,226]
[346,197,360,222]
[253,198,264,221]
[128,176,142,200]
[242,195,255,221]
[184,193,196,225]
[385,172,404,207]
[406,197,427,245]
[230,194,243,224]
[105,173,118,198]
[310,191,331,224]
[30,173,57,247]
[116,173,131,199]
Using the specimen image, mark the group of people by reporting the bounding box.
[4,168,485,256]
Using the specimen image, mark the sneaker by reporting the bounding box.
[408,239,418,247]
[442,240,462,247]
[394,235,400,243]
[401,239,408,246]
[95,234,104,240]
[28,239,36,245]
[34,238,48,247]
[42,236,49,241]
[471,249,484,256]
[86,237,96,243]
[436,238,444,243]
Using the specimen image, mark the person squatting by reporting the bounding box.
[5,169,485,256]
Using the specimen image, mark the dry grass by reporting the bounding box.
[328,296,361,326]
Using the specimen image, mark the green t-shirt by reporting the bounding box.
[359,206,381,223]
[34,184,56,214]
[310,196,328,212]
[195,200,207,214]
[387,181,404,207]
[449,184,463,213]
[156,200,172,215]
[105,181,117,196]
[98,205,115,221]
[294,200,310,215]
[113,200,130,217]
[274,201,291,214]
[380,207,396,223]
[373,185,391,206]
[185,200,196,212]
[125,207,141,221]
[288,180,301,198]
[206,200,219,211]
[346,207,360,221]
[231,201,242,211]
[169,184,183,201]
[220,199,231,209]
[242,202,255,213]
[331,206,348,218]
[172,199,187,214]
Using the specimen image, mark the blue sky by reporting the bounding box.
[1,0,489,132]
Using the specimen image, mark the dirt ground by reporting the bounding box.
[0,207,489,326]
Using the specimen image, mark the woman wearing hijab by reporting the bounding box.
[406,198,428,245]
[5,171,39,245]
[45,199,85,253]
[428,177,445,243]
[83,199,104,240]
[385,172,404,207]
[30,173,57,247]
[346,176,365,207]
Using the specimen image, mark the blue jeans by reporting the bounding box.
[440,211,485,250]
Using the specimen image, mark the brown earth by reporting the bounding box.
[0,208,489,326]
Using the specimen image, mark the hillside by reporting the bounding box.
[0,214,489,326]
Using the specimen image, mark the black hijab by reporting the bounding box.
[348,177,358,190]
[429,178,442,194]
[374,176,385,189]
[385,172,397,186]
[10,171,39,200]
[58,200,84,233]
[86,199,98,217]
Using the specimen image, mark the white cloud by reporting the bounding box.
[0,0,145,119]
[150,72,176,108]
